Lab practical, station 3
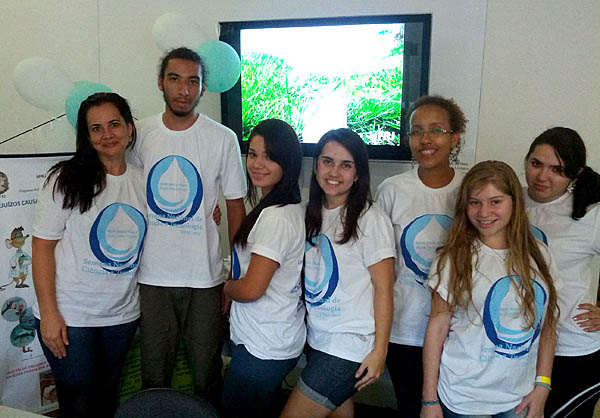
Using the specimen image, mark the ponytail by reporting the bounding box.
[571,166,600,219]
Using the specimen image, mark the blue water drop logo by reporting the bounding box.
[89,203,147,274]
[401,214,452,284]
[483,275,546,358]
[304,234,339,307]
[146,155,203,225]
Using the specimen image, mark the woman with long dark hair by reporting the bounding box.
[524,127,600,416]
[281,128,395,418]
[422,161,558,418]
[32,92,146,418]
[222,119,305,417]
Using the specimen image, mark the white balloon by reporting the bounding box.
[13,57,74,112]
[152,12,206,51]
[33,116,76,153]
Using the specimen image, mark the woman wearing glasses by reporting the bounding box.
[524,127,600,416]
[376,95,467,415]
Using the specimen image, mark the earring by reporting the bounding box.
[567,180,576,194]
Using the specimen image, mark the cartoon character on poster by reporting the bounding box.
[2,227,32,291]
[1,296,36,353]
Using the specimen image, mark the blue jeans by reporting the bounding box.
[441,402,527,418]
[222,343,300,418]
[35,318,138,418]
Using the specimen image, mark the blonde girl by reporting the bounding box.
[422,161,558,418]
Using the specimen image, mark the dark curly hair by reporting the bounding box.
[409,95,468,163]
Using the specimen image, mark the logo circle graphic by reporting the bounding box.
[146,155,203,225]
[89,203,147,274]
[483,275,547,358]
[529,225,548,245]
[304,234,339,307]
[401,214,452,284]
[231,248,241,280]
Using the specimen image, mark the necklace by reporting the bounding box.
[479,239,509,263]
[490,247,510,263]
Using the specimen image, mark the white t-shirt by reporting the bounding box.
[304,204,395,363]
[430,242,556,415]
[32,166,147,327]
[526,191,600,356]
[132,113,246,288]
[229,204,306,360]
[376,168,464,346]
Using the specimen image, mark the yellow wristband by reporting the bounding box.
[535,375,551,385]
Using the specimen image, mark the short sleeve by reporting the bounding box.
[359,206,396,267]
[219,130,247,200]
[590,205,600,254]
[428,254,450,302]
[32,174,71,240]
[374,179,394,218]
[248,208,300,265]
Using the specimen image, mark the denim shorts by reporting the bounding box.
[297,346,361,409]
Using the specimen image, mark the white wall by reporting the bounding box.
[478,0,600,177]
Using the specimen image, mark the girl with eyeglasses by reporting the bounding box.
[375,95,466,415]
[280,128,395,418]
[524,127,600,416]
[221,119,305,418]
[422,161,559,418]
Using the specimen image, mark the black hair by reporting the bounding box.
[158,47,206,82]
[526,127,600,219]
[305,128,372,245]
[46,92,137,213]
[409,95,468,162]
[234,119,302,248]
[410,95,467,134]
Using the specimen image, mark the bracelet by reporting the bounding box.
[535,375,551,385]
[422,399,440,406]
[535,381,552,391]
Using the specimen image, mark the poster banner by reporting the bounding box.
[0,155,69,413]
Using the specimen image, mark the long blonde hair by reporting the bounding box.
[435,161,558,330]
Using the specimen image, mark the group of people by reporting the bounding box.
[28,45,599,418]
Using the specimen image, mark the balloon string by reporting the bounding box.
[0,114,138,146]
[0,114,66,146]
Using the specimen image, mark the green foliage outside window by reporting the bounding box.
[241,29,404,145]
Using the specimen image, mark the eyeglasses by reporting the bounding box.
[408,127,454,139]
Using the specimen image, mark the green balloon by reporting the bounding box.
[197,40,241,93]
[65,81,112,128]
